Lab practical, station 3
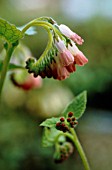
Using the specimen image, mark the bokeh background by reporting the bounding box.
[0,0,112,170]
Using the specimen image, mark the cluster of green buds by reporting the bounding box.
[24,17,88,80]
[56,112,78,132]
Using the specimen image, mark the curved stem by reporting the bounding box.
[37,26,53,63]
[22,21,54,67]
[0,44,15,101]
[21,20,62,39]
[65,129,90,170]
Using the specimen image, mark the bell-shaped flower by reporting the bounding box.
[50,56,70,80]
[68,41,88,66]
[54,38,74,66]
[59,24,84,45]
[65,62,76,73]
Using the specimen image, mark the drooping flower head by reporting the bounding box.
[54,38,74,66]
[25,18,88,80]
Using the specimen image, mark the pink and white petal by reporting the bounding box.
[29,74,42,88]
[57,66,70,80]
[59,50,74,66]
[75,51,88,66]
[59,24,72,37]
[68,42,79,56]
[54,38,66,53]
[59,24,84,45]
[71,33,84,45]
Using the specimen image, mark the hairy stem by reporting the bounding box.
[21,19,62,39]
[0,44,15,101]
[65,129,90,170]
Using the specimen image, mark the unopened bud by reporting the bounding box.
[60,117,65,122]
[68,112,73,117]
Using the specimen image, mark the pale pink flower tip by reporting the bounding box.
[21,74,42,90]
[59,24,84,45]
[71,33,84,45]
[75,51,88,66]
[68,42,88,66]
[11,74,42,90]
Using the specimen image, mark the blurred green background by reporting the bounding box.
[0,0,112,170]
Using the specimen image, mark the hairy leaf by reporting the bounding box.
[63,91,87,119]
[0,18,23,43]
[40,117,60,128]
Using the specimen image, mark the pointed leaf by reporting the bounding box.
[0,18,23,43]
[40,117,60,128]
[63,91,87,119]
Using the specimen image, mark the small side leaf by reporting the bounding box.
[0,60,24,72]
[63,91,87,119]
[0,18,23,43]
[40,117,60,128]
[42,127,61,147]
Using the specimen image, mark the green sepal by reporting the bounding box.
[25,46,57,77]
[0,18,23,43]
[36,17,56,25]
[62,91,87,119]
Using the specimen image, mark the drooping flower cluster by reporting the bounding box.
[26,21,88,80]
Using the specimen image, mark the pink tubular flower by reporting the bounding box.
[11,74,42,90]
[54,38,74,66]
[65,62,76,73]
[59,24,84,45]
[22,74,42,90]
[50,57,70,80]
[68,42,88,66]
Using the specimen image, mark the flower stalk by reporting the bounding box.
[66,129,90,170]
[0,43,16,100]
[0,16,90,169]
[55,113,90,170]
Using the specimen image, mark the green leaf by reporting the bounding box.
[0,60,24,72]
[40,117,60,128]
[42,127,61,147]
[0,18,23,43]
[63,91,87,119]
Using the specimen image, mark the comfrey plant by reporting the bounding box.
[0,17,90,170]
